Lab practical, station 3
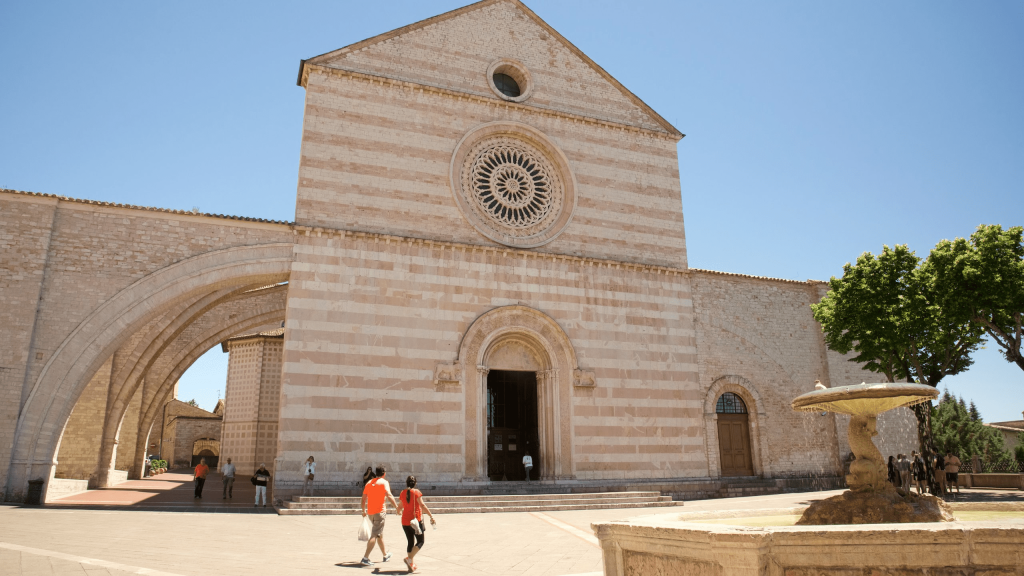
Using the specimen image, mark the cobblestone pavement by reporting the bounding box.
[4,485,1022,575]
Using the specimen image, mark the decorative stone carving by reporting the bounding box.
[449,122,577,248]
[433,362,462,388]
[572,368,595,387]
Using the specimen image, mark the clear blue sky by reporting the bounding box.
[2,1,1021,421]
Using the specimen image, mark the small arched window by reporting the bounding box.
[716,392,747,414]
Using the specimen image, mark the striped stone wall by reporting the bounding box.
[277,230,701,488]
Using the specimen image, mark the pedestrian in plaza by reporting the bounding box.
[945,451,962,498]
[193,457,210,499]
[253,463,271,508]
[397,475,436,573]
[887,455,898,489]
[221,457,236,499]
[360,466,399,567]
[896,453,911,493]
[523,451,534,481]
[144,456,151,478]
[362,466,376,487]
[934,453,947,497]
[302,456,316,496]
[911,452,926,495]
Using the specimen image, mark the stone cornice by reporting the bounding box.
[1,188,293,228]
[690,267,828,286]
[302,64,681,142]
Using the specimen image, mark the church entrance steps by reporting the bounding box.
[276,491,679,515]
[718,478,781,498]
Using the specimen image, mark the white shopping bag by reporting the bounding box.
[357,516,372,541]
[410,518,422,535]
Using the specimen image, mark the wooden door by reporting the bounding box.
[717,413,753,476]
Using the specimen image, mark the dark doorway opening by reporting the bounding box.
[191,450,219,469]
[487,370,540,481]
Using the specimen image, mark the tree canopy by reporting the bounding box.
[811,244,985,387]
[925,224,1024,372]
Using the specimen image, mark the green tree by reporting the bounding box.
[930,390,1013,471]
[925,225,1024,371]
[811,244,986,487]
[186,399,198,407]
[1015,432,1024,466]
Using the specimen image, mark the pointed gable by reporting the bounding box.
[301,0,679,137]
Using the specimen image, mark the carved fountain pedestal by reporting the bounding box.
[791,382,953,524]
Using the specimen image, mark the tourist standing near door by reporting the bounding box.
[302,456,316,496]
[193,458,209,499]
[221,457,236,499]
[523,452,533,481]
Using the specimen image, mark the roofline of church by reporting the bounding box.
[3,188,829,288]
[296,0,683,139]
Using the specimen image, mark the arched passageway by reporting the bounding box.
[7,243,293,502]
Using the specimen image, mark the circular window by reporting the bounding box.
[487,59,533,102]
[492,73,521,98]
[450,122,576,248]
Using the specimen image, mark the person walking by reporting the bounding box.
[523,451,533,481]
[911,452,926,495]
[896,453,911,493]
[945,451,962,498]
[193,458,210,499]
[221,457,236,499]
[887,456,898,489]
[253,463,271,508]
[397,475,435,573]
[302,456,316,496]
[362,466,376,487]
[360,466,399,567]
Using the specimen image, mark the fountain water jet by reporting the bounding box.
[791,382,954,524]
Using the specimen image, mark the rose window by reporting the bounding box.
[470,143,554,229]
[450,123,576,248]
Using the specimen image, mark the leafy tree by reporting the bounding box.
[811,244,986,489]
[1015,432,1024,466]
[186,399,198,407]
[930,390,1013,471]
[925,225,1024,371]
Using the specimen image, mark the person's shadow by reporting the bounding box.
[334,564,407,574]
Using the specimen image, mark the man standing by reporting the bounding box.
[360,466,399,567]
[945,451,962,498]
[193,458,210,499]
[896,453,911,493]
[221,458,236,499]
[253,463,271,508]
[523,452,533,481]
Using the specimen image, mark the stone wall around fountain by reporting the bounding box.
[594,512,1024,576]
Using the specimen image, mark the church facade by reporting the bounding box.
[0,0,915,503]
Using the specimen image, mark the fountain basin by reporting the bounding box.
[593,506,1024,576]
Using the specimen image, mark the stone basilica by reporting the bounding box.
[0,0,916,503]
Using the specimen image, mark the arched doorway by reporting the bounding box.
[716,392,754,476]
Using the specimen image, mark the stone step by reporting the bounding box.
[290,490,665,504]
[276,499,680,515]
[280,495,673,510]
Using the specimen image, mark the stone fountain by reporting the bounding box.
[790,381,953,524]
[591,382,1024,576]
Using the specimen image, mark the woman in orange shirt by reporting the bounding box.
[397,475,435,573]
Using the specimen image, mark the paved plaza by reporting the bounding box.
[4,474,1023,576]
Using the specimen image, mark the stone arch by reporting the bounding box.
[704,375,771,478]
[448,305,589,481]
[6,243,292,501]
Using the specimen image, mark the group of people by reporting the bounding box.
[886,451,962,498]
[360,465,436,573]
[189,457,272,507]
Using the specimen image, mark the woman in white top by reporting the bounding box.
[302,456,316,496]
